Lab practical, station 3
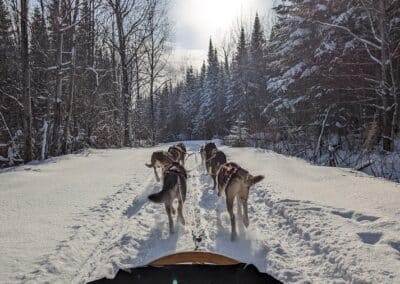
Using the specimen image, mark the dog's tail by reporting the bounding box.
[145,163,153,168]
[148,190,168,203]
[248,175,265,186]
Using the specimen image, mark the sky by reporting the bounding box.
[169,0,275,69]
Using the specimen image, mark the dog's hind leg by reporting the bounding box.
[165,204,174,234]
[226,195,237,241]
[161,166,166,179]
[237,196,243,218]
[242,198,249,228]
[212,174,217,191]
[154,167,160,182]
[177,200,185,225]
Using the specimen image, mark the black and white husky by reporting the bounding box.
[148,162,187,234]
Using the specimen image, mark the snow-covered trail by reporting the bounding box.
[1,142,400,283]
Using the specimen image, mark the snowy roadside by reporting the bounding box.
[0,142,399,283]
[0,147,160,283]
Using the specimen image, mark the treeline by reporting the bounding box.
[149,14,268,142]
[1,0,400,178]
[0,0,170,166]
[152,0,400,173]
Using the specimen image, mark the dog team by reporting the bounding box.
[146,142,264,241]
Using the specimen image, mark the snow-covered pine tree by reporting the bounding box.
[226,27,250,129]
[196,39,220,139]
[248,13,267,132]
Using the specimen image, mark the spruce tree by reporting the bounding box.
[226,26,249,127]
[248,13,267,131]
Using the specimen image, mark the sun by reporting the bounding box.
[200,0,243,29]
[187,0,246,34]
[173,0,267,57]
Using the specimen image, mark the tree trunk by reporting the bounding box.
[149,67,155,145]
[21,0,33,161]
[378,0,393,151]
[63,0,80,155]
[115,2,131,147]
[52,0,63,156]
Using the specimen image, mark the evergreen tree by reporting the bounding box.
[226,27,249,127]
[248,13,267,131]
[196,39,220,139]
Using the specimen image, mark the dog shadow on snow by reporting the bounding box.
[124,180,161,218]
[118,207,183,274]
[117,220,181,271]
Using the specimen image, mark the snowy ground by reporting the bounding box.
[1,141,400,283]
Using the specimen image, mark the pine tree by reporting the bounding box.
[196,39,221,139]
[226,26,249,127]
[248,13,267,131]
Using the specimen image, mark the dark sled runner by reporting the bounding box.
[89,251,282,284]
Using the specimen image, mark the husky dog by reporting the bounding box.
[148,162,187,234]
[200,142,217,172]
[145,151,175,182]
[208,149,227,190]
[176,142,187,155]
[168,144,186,166]
[216,162,264,241]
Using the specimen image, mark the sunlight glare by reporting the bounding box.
[194,0,243,30]
[185,0,252,37]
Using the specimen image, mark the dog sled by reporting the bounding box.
[89,251,281,283]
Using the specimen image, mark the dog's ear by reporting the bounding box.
[247,175,264,186]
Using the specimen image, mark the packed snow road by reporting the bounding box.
[1,141,400,283]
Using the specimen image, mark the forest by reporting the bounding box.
[1,0,400,179]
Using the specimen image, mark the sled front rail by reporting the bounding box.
[89,251,282,284]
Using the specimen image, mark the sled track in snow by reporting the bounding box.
[74,153,213,283]
[18,173,161,283]
[247,186,399,283]
[18,147,400,283]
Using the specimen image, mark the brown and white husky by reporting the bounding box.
[216,162,264,241]
[145,151,176,182]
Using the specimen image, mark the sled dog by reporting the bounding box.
[208,149,227,190]
[216,162,264,241]
[148,162,187,234]
[145,151,176,182]
[200,142,217,172]
[176,142,187,156]
[168,143,187,165]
